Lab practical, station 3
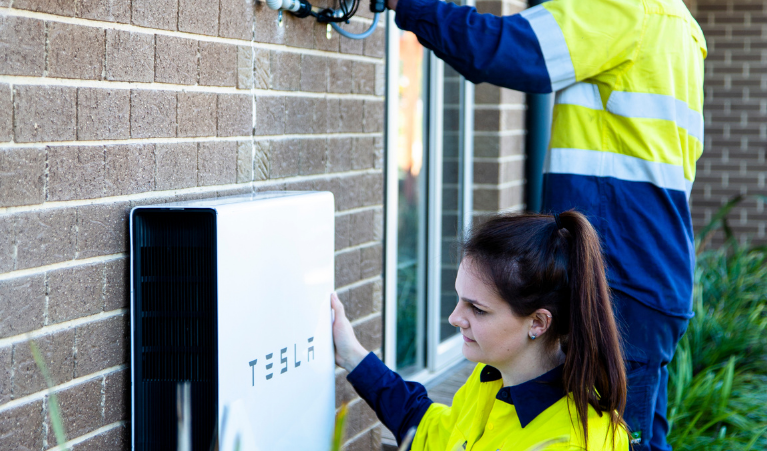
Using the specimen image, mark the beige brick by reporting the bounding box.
[328,59,353,94]
[285,13,314,49]
[300,138,327,175]
[237,46,254,89]
[340,280,375,321]
[363,26,386,59]
[12,330,75,397]
[155,35,198,85]
[77,88,130,140]
[254,140,270,180]
[220,0,255,40]
[270,50,301,91]
[105,144,155,196]
[327,99,364,133]
[344,399,378,440]
[200,41,237,87]
[75,423,130,451]
[315,20,340,52]
[132,0,178,30]
[0,346,10,404]
[254,48,270,90]
[364,100,384,133]
[75,315,129,376]
[48,145,105,201]
[13,0,75,15]
[269,138,300,178]
[253,2,285,45]
[360,243,383,279]
[327,137,353,173]
[236,141,252,183]
[0,16,45,76]
[179,0,219,35]
[352,62,376,95]
[352,136,380,170]
[218,94,252,137]
[335,370,356,408]
[130,90,177,139]
[300,54,328,92]
[0,84,10,141]
[349,209,376,247]
[76,201,130,258]
[0,401,44,451]
[155,143,198,190]
[106,30,154,82]
[76,0,131,23]
[177,92,217,137]
[0,215,13,273]
[335,213,350,251]
[0,274,45,338]
[104,369,129,424]
[13,85,76,143]
[198,141,237,186]
[15,208,77,270]
[104,257,128,311]
[345,423,382,451]
[0,147,45,207]
[255,96,286,135]
[48,262,104,324]
[48,22,105,80]
[286,97,327,134]
[339,23,364,55]
[375,63,385,96]
[51,378,103,442]
[354,314,382,351]
[335,248,360,288]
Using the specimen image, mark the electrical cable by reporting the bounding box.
[330,13,380,40]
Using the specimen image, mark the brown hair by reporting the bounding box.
[462,210,627,446]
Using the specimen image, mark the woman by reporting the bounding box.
[331,211,630,450]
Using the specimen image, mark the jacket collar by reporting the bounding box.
[479,364,566,428]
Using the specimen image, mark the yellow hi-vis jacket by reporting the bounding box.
[411,364,629,451]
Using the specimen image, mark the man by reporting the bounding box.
[386,0,706,450]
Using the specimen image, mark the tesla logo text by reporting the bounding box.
[248,337,315,385]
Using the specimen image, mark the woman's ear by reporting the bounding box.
[529,308,553,340]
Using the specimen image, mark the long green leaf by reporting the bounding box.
[29,340,68,449]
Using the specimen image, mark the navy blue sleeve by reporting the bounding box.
[346,352,433,445]
[394,0,553,93]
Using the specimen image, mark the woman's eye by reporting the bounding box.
[472,306,486,316]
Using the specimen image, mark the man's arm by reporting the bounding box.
[388,0,553,93]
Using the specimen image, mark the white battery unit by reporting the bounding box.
[130,192,336,451]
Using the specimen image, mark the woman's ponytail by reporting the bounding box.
[462,210,627,448]
[558,211,627,445]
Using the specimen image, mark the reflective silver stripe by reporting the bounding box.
[555,82,603,110]
[520,5,576,92]
[606,91,704,142]
[544,148,692,197]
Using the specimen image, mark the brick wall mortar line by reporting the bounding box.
[0,167,383,215]
[47,421,130,451]
[43,272,49,326]
[350,311,381,327]
[99,375,106,427]
[335,275,383,294]
[473,130,526,137]
[0,131,383,149]
[41,395,49,449]
[0,364,129,414]
[473,104,527,111]
[0,309,127,349]
[43,21,49,77]
[0,76,385,99]
[474,179,526,190]
[474,203,527,215]
[334,205,382,217]
[0,9,383,62]
[344,422,382,445]
[334,241,382,256]
[474,154,526,163]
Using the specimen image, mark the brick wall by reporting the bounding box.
[472,0,527,217]
[0,1,385,450]
[690,0,767,246]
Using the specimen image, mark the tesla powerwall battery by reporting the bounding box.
[130,192,336,451]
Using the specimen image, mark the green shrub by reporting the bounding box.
[666,197,767,450]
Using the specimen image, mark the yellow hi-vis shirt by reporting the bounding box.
[411,364,629,451]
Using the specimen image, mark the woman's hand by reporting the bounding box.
[331,292,369,372]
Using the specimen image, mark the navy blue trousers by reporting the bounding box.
[614,293,690,451]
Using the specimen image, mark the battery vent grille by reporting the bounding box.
[132,210,217,451]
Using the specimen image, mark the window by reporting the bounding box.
[384,5,475,379]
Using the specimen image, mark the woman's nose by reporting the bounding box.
[448,303,468,329]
